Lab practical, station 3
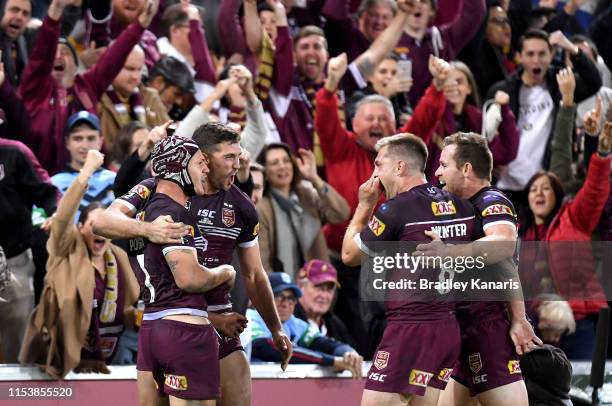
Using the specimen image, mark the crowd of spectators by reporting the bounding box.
[0,0,611,388]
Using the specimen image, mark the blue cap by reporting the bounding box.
[67,111,100,132]
[268,272,302,298]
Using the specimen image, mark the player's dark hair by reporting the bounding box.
[256,143,301,194]
[375,133,428,174]
[443,132,492,181]
[521,171,565,236]
[518,28,552,52]
[78,202,107,225]
[192,122,240,154]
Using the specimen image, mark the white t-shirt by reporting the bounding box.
[497,84,554,191]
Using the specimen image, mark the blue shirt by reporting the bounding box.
[52,167,116,222]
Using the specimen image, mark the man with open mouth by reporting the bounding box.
[0,0,34,86]
[488,28,601,217]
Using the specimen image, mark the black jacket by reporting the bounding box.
[0,145,57,258]
[487,49,602,170]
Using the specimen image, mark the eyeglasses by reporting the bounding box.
[488,16,510,26]
[274,294,297,304]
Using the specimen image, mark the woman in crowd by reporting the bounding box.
[520,105,611,359]
[256,143,350,278]
[348,54,413,128]
[109,121,149,172]
[426,61,519,181]
[20,150,139,377]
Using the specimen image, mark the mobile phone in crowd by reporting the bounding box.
[397,60,412,80]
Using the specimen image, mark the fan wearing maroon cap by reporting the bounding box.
[136,134,236,405]
[295,260,357,349]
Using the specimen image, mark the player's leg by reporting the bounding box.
[437,378,473,406]
[361,389,411,406]
[168,397,216,406]
[475,380,528,406]
[219,349,251,406]
[137,371,169,406]
[410,387,442,406]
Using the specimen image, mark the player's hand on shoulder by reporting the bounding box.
[146,215,189,244]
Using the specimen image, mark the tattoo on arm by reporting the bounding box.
[168,260,179,273]
[356,57,375,79]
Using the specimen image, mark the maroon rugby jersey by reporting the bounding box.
[357,183,477,322]
[457,186,520,319]
[118,180,259,312]
[141,193,209,318]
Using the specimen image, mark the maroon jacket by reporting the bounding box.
[18,17,145,175]
[425,102,519,181]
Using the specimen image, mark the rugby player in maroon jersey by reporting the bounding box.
[94,122,291,406]
[342,133,478,406]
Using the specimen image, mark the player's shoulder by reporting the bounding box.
[145,193,186,220]
[407,184,474,218]
[227,184,255,207]
[471,186,516,215]
[120,178,156,200]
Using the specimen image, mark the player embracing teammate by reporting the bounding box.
[343,132,540,406]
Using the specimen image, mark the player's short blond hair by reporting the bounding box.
[375,133,428,173]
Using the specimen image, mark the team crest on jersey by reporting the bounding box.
[374,350,389,370]
[409,369,433,387]
[164,374,188,391]
[131,184,150,200]
[369,216,386,237]
[438,368,453,382]
[431,201,457,216]
[482,204,514,217]
[253,223,260,236]
[507,360,521,374]
[469,353,483,373]
[222,208,235,227]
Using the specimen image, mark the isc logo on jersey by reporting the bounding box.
[369,216,386,237]
[409,369,433,387]
[164,374,188,391]
[431,201,456,216]
[507,360,521,374]
[482,204,514,217]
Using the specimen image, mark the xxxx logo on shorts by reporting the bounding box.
[438,368,453,383]
[164,373,188,391]
[409,369,433,387]
[507,360,521,375]
[368,216,386,237]
[374,350,389,370]
[469,353,483,374]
